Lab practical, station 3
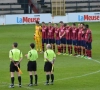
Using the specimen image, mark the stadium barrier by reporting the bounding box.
[0,12,100,25]
[68,12,100,22]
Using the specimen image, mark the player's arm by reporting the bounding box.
[25,51,31,60]
[19,52,23,63]
[52,52,56,64]
[15,51,23,66]
[36,51,38,59]
[44,51,52,63]
[60,31,66,38]
[9,50,15,63]
[59,31,61,38]
[88,32,91,41]
[38,26,42,37]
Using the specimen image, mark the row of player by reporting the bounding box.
[34,21,92,59]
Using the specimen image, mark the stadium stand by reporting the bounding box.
[36,0,100,13]
[0,0,100,14]
[0,0,28,14]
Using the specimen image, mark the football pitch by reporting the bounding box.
[0,22,100,90]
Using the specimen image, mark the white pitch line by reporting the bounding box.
[91,59,100,64]
[1,69,100,89]
[54,69,100,82]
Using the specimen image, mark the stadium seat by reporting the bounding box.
[39,0,100,13]
[0,0,28,14]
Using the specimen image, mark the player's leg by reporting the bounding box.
[87,42,92,59]
[63,38,66,55]
[44,62,51,85]
[27,61,33,86]
[53,39,55,52]
[66,39,68,55]
[56,40,58,53]
[42,39,45,52]
[81,40,86,57]
[35,37,39,52]
[73,40,77,56]
[33,61,38,85]
[75,40,78,55]
[84,42,88,59]
[37,37,42,52]
[70,39,73,55]
[9,62,15,88]
[38,37,42,52]
[28,71,33,86]
[66,40,71,55]
[77,40,81,57]
[16,63,21,87]
[60,44,63,54]
[79,41,82,56]
[56,40,61,55]
[17,72,21,87]
[10,72,15,88]
[50,71,54,85]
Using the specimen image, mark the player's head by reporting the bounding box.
[72,23,76,27]
[30,43,35,49]
[54,23,58,27]
[78,23,81,28]
[83,24,86,30]
[46,44,51,49]
[42,22,45,26]
[13,42,18,48]
[80,23,84,28]
[59,21,64,26]
[36,21,39,26]
[64,23,67,27]
[48,22,52,26]
[85,24,89,29]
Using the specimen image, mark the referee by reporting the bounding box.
[9,42,23,88]
[25,43,38,86]
[44,44,56,85]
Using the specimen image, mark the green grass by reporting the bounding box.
[0,22,100,90]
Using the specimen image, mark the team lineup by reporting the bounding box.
[8,21,92,88]
[34,21,92,59]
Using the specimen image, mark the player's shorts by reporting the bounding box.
[45,39,49,44]
[77,40,82,46]
[10,61,20,72]
[85,42,92,50]
[66,39,72,45]
[42,39,48,44]
[27,61,37,71]
[81,40,86,47]
[55,40,60,45]
[44,62,52,72]
[72,40,78,46]
[60,38,66,44]
[48,39,55,44]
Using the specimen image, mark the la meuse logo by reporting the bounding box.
[78,15,100,21]
[17,17,40,23]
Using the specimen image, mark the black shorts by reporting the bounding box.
[44,62,52,72]
[27,61,37,71]
[10,61,20,72]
